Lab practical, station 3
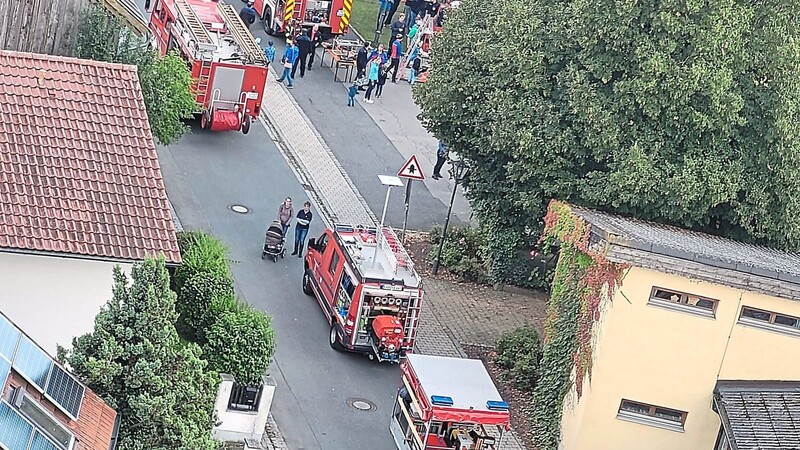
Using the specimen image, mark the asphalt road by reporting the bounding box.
[251,28,467,230]
[158,121,400,449]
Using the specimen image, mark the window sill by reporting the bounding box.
[648,298,715,319]
[616,411,685,433]
[738,317,800,338]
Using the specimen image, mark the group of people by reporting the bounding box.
[266,27,323,88]
[347,31,425,106]
[277,197,314,257]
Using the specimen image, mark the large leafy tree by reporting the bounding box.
[65,258,219,450]
[416,0,800,251]
[75,4,195,145]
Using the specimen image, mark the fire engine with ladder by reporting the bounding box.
[302,224,422,363]
[149,0,269,134]
[253,0,352,40]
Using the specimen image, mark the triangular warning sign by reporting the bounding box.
[397,154,425,180]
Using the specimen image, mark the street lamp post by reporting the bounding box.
[431,154,469,276]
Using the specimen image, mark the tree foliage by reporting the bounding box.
[75,4,194,145]
[65,258,219,450]
[415,0,800,251]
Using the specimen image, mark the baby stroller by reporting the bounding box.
[261,221,286,262]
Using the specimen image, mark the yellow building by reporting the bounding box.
[552,204,800,450]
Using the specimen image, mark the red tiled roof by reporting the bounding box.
[74,389,118,450]
[0,50,181,263]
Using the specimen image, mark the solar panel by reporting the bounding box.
[13,336,53,391]
[0,402,33,450]
[0,357,10,391]
[29,431,60,450]
[0,315,21,360]
[45,365,85,419]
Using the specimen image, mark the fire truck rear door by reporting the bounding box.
[211,67,245,107]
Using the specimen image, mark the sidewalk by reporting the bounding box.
[261,65,534,450]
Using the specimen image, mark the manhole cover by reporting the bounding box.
[347,398,376,412]
[229,204,250,214]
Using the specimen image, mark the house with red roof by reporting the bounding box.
[0,50,181,356]
[0,309,118,450]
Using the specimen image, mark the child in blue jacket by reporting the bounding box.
[347,83,358,106]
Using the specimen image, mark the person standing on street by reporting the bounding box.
[276,40,299,88]
[432,140,448,179]
[293,30,312,78]
[356,42,371,81]
[348,83,359,106]
[384,0,401,27]
[391,13,407,39]
[239,1,257,29]
[292,202,314,257]
[307,24,323,70]
[376,63,389,98]
[364,56,380,103]
[388,34,403,83]
[278,198,294,236]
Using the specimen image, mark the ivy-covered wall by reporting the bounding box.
[532,200,628,450]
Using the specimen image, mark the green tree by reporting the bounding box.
[65,258,219,450]
[416,0,800,252]
[203,297,277,384]
[75,4,194,145]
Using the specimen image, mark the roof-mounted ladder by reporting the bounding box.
[216,2,268,66]
[175,0,213,45]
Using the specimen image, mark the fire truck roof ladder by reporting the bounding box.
[196,55,214,106]
[175,0,213,46]
[216,3,268,65]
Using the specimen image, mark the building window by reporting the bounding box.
[616,399,687,432]
[329,251,340,275]
[738,306,800,337]
[13,389,73,449]
[648,287,718,318]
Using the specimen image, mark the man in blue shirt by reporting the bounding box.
[292,202,314,257]
[276,40,299,88]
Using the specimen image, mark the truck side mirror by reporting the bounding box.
[307,238,316,251]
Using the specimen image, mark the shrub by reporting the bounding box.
[203,299,277,384]
[428,225,489,282]
[177,273,234,343]
[174,231,232,294]
[494,325,542,391]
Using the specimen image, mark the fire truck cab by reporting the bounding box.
[149,0,269,134]
[391,354,511,450]
[302,224,422,363]
[253,0,352,40]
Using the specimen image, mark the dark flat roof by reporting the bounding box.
[571,206,800,286]
[714,381,800,450]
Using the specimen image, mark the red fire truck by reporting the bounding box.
[149,0,269,134]
[253,0,352,39]
[390,354,511,450]
[302,224,422,363]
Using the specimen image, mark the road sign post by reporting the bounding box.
[397,154,425,243]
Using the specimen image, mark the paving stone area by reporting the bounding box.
[261,68,532,450]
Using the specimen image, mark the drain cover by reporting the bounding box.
[347,398,376,412]
[229,204,250,214]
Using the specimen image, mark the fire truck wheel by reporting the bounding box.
[241,116,251,135]
[263,8,274,35]
[302,272,314,296]
[329,326,343,351]
[201,110,212,130]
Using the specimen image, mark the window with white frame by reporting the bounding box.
[616,399,687,431]
[739,306,800,336]
[648,287,718,317]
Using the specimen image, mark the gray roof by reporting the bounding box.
[714,381,800,450]
[571,206,800,299]
[406,354,505,413]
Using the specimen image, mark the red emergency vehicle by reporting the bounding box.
[302,224,422,363]
[391,354,511,450]
[149,0,269,134]
[253,0,352,39]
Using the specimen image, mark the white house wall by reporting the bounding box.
[0,252,132,357]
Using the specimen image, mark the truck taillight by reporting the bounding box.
[345,319,354,334]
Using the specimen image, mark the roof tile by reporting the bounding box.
[0,50,180,263]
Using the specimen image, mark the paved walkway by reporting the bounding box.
[260,67,532,450]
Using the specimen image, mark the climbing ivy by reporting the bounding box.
[532,200,628,450]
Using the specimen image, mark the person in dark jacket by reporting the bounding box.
[307,24,324,69]
[383,0,400,26]
[356,42,371,81]
[293,31,312,78]
[239,1,257,29]
[432,140,448,179]
[292,202,313,257]
[390,13,407,38]
[376,63,389,98]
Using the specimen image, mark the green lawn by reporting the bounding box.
[349,0,387,44]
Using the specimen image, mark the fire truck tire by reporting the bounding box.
[263,8,274,35]
[302,272,314,296]
[241,116,251,135]
[201,110,212,130]
[329,326,344,351]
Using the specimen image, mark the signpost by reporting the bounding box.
[397,155,425,243]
